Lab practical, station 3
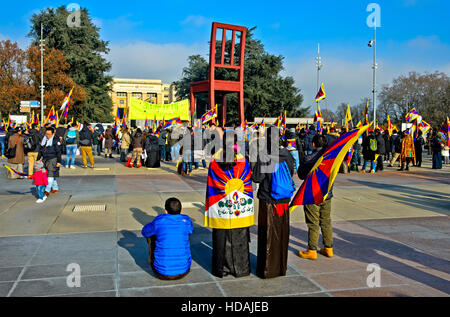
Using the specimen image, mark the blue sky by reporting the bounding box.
[1,0,449,111]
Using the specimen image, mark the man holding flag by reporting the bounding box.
[292,124,370,260]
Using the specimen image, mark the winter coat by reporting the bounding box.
[304,129,317,152]
[30,170,48,186]
[120,133,131,150]
[7,133,25,165]
[132,132,144,149]
[145,134,161,168]
[362,134,377,161]
[79,126,94,147]
[63,127,79,146]
[141,214,193,276]
[252,146,296,204]
[105,128,114,149]
[376,133,386,155]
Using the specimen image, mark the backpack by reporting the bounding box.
[369,137,378,152]
[271,161,296,200]
[66,130,77,144]
[23,134,36,153]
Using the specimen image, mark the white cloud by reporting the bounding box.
[180,15,211,27]
[107,41,208,83]
[407,35,440,49]
[284,56,449,112]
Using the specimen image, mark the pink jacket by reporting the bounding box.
[30,170,48,186]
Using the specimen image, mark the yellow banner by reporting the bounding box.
[129,97,190,121]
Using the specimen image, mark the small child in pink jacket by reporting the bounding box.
[29,160,48,203]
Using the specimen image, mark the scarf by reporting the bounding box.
[41,135,54,147]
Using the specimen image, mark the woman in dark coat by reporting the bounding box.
[252,126,295,279]
[431,131,443,169]
[104,126,114,158]
[144,133,161,168]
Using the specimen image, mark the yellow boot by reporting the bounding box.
[298,249,317,260]
[319,247,333,258]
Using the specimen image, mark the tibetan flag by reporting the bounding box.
[363,99,369,125]
[290,124,370,209]
[315,83,326,102]
[356,120,362,128]
[144,118,149,129]
[162,117,182,130]
[3,164,28,177]
[280,111,287,141]
[60,88,73,111]
[418,120,431,135]
[440,117,450,147]
[314,105,323,134]
[201,105,217,124]
[344,104,352,128]
[61,103,69,119]
[261,117,266,128]
[68,118,74,126]
[204,155,254,229]
[387,115,393,136]
[405,107,420,123]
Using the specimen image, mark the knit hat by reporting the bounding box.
[34,160,44,172]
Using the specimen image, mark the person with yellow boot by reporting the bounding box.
[297,134,334,260]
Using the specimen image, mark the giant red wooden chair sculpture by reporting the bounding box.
[189,22,247,126]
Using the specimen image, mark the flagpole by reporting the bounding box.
[372,26,377,130]
[315,43,322,110]
[40,23,45,126]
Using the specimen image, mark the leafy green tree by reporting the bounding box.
[174,27,306,125]
[28,6,113,123]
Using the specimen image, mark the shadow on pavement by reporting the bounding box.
[289,226,450,294]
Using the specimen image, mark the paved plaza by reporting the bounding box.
[0,154,449,297]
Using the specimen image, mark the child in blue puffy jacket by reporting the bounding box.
[142,197,193,280]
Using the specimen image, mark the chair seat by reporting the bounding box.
[190,80,241,93]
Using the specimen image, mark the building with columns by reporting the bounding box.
[109,78,177,118]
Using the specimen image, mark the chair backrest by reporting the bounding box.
[209,22,247,83]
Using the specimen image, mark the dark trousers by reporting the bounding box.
[376,154,384,171]
[159,145,166,161]
[146,237,189,280]
[257,201,290,279]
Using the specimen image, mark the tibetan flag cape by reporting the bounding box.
[204,155,254,229]
[290,124,370,210]
[315,83,326,102]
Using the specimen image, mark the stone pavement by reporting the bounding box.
[0,154,449,297]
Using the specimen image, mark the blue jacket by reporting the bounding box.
[141,214,193,276]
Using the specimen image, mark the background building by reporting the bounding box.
[109,78,177,119]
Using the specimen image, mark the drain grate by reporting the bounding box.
[73,204,107,213]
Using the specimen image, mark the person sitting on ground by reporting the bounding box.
[141,198,193,280]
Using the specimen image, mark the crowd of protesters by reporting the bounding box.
[1,119,449,282]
